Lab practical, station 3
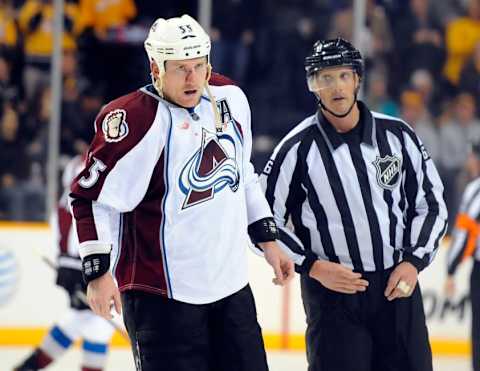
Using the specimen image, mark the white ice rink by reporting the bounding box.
[1,347,471,371]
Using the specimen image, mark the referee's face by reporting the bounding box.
[314,66,359,116]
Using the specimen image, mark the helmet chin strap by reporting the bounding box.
[152,72,164,97]
[316,85,360,119]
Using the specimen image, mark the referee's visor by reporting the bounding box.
[306,66,356,92]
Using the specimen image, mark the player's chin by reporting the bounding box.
[180,90,201,108]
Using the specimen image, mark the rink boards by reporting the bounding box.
[0,223,471,355]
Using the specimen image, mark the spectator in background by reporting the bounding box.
[0,54,18,105]
[18,0,81,103]
[327,1,393,74]
[430,0,465,27]
[0,1,23,99]
[394,0,445,91]
[444,0,480,86]
[0,0,18,53]
[60,49,90,157]
[77,0,138,100]
[400,89,440,163]
[459,41,480,114]
[0,104,44,220]
[366,68,399,116]
[78,0,136,40]
[439,93,480,230]
[326,4,353,41]
[410,68,443,117]
[24,84,50,165]
[365,0,394,71]
[210,0,257,86]
[77,82,104,144]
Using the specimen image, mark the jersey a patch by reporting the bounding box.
[216,98,232,126]
[373,155,402,190]
[179,128,240,209]
[102,109,129,143]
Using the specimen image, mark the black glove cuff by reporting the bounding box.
[296,251,318,274]
[82,253,110,284]
[248,217,280,244]
[402,253,427,272]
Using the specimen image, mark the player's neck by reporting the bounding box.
[322,104,360,133]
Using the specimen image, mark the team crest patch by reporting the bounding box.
[102,109,129,142]
[373,155,402,190]
[179,128,240,209]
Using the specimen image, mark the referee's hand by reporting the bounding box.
[309,261,369,294]
[384,262,418,301]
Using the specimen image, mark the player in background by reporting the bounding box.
[14,154,115,371]
[445,138,480,371]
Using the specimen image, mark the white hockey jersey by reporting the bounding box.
[70,78,272,304]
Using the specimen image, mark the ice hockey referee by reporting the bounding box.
[260,38,448,371]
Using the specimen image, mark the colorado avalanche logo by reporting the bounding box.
[179,128,240,209]
[373,155,402,190]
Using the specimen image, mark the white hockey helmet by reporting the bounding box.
[145,15,223,132]
[144,14,211,75]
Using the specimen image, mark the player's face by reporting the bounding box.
[162,57,209,108]
[312,66,359,116]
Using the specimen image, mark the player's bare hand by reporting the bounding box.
[384,262,418,301]
[444,276,456,298]
[87,272,122,320]
[259,241,295,286]
[309,260,368,294]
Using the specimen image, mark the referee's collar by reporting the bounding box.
[316,100,376,150]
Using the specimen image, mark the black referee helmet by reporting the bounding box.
[305,38,363,79]
[305,38,363,117]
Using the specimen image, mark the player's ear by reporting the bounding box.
[206,63,212,83]
[151,61,160,78]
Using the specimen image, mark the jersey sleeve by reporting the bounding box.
[69,93,165,257]
[402,128,448,271]
[260,135,316,273]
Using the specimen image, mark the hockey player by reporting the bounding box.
[69,14,294,371]
[14,154,115,371]
[445,138,480,371]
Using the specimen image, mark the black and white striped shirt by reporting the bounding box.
[261,101,448,274]
[447,177,480,275]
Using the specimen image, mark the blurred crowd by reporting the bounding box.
[1,0,480,229]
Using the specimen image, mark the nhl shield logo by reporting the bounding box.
[102,109,129,143]
[373,155,402,190]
